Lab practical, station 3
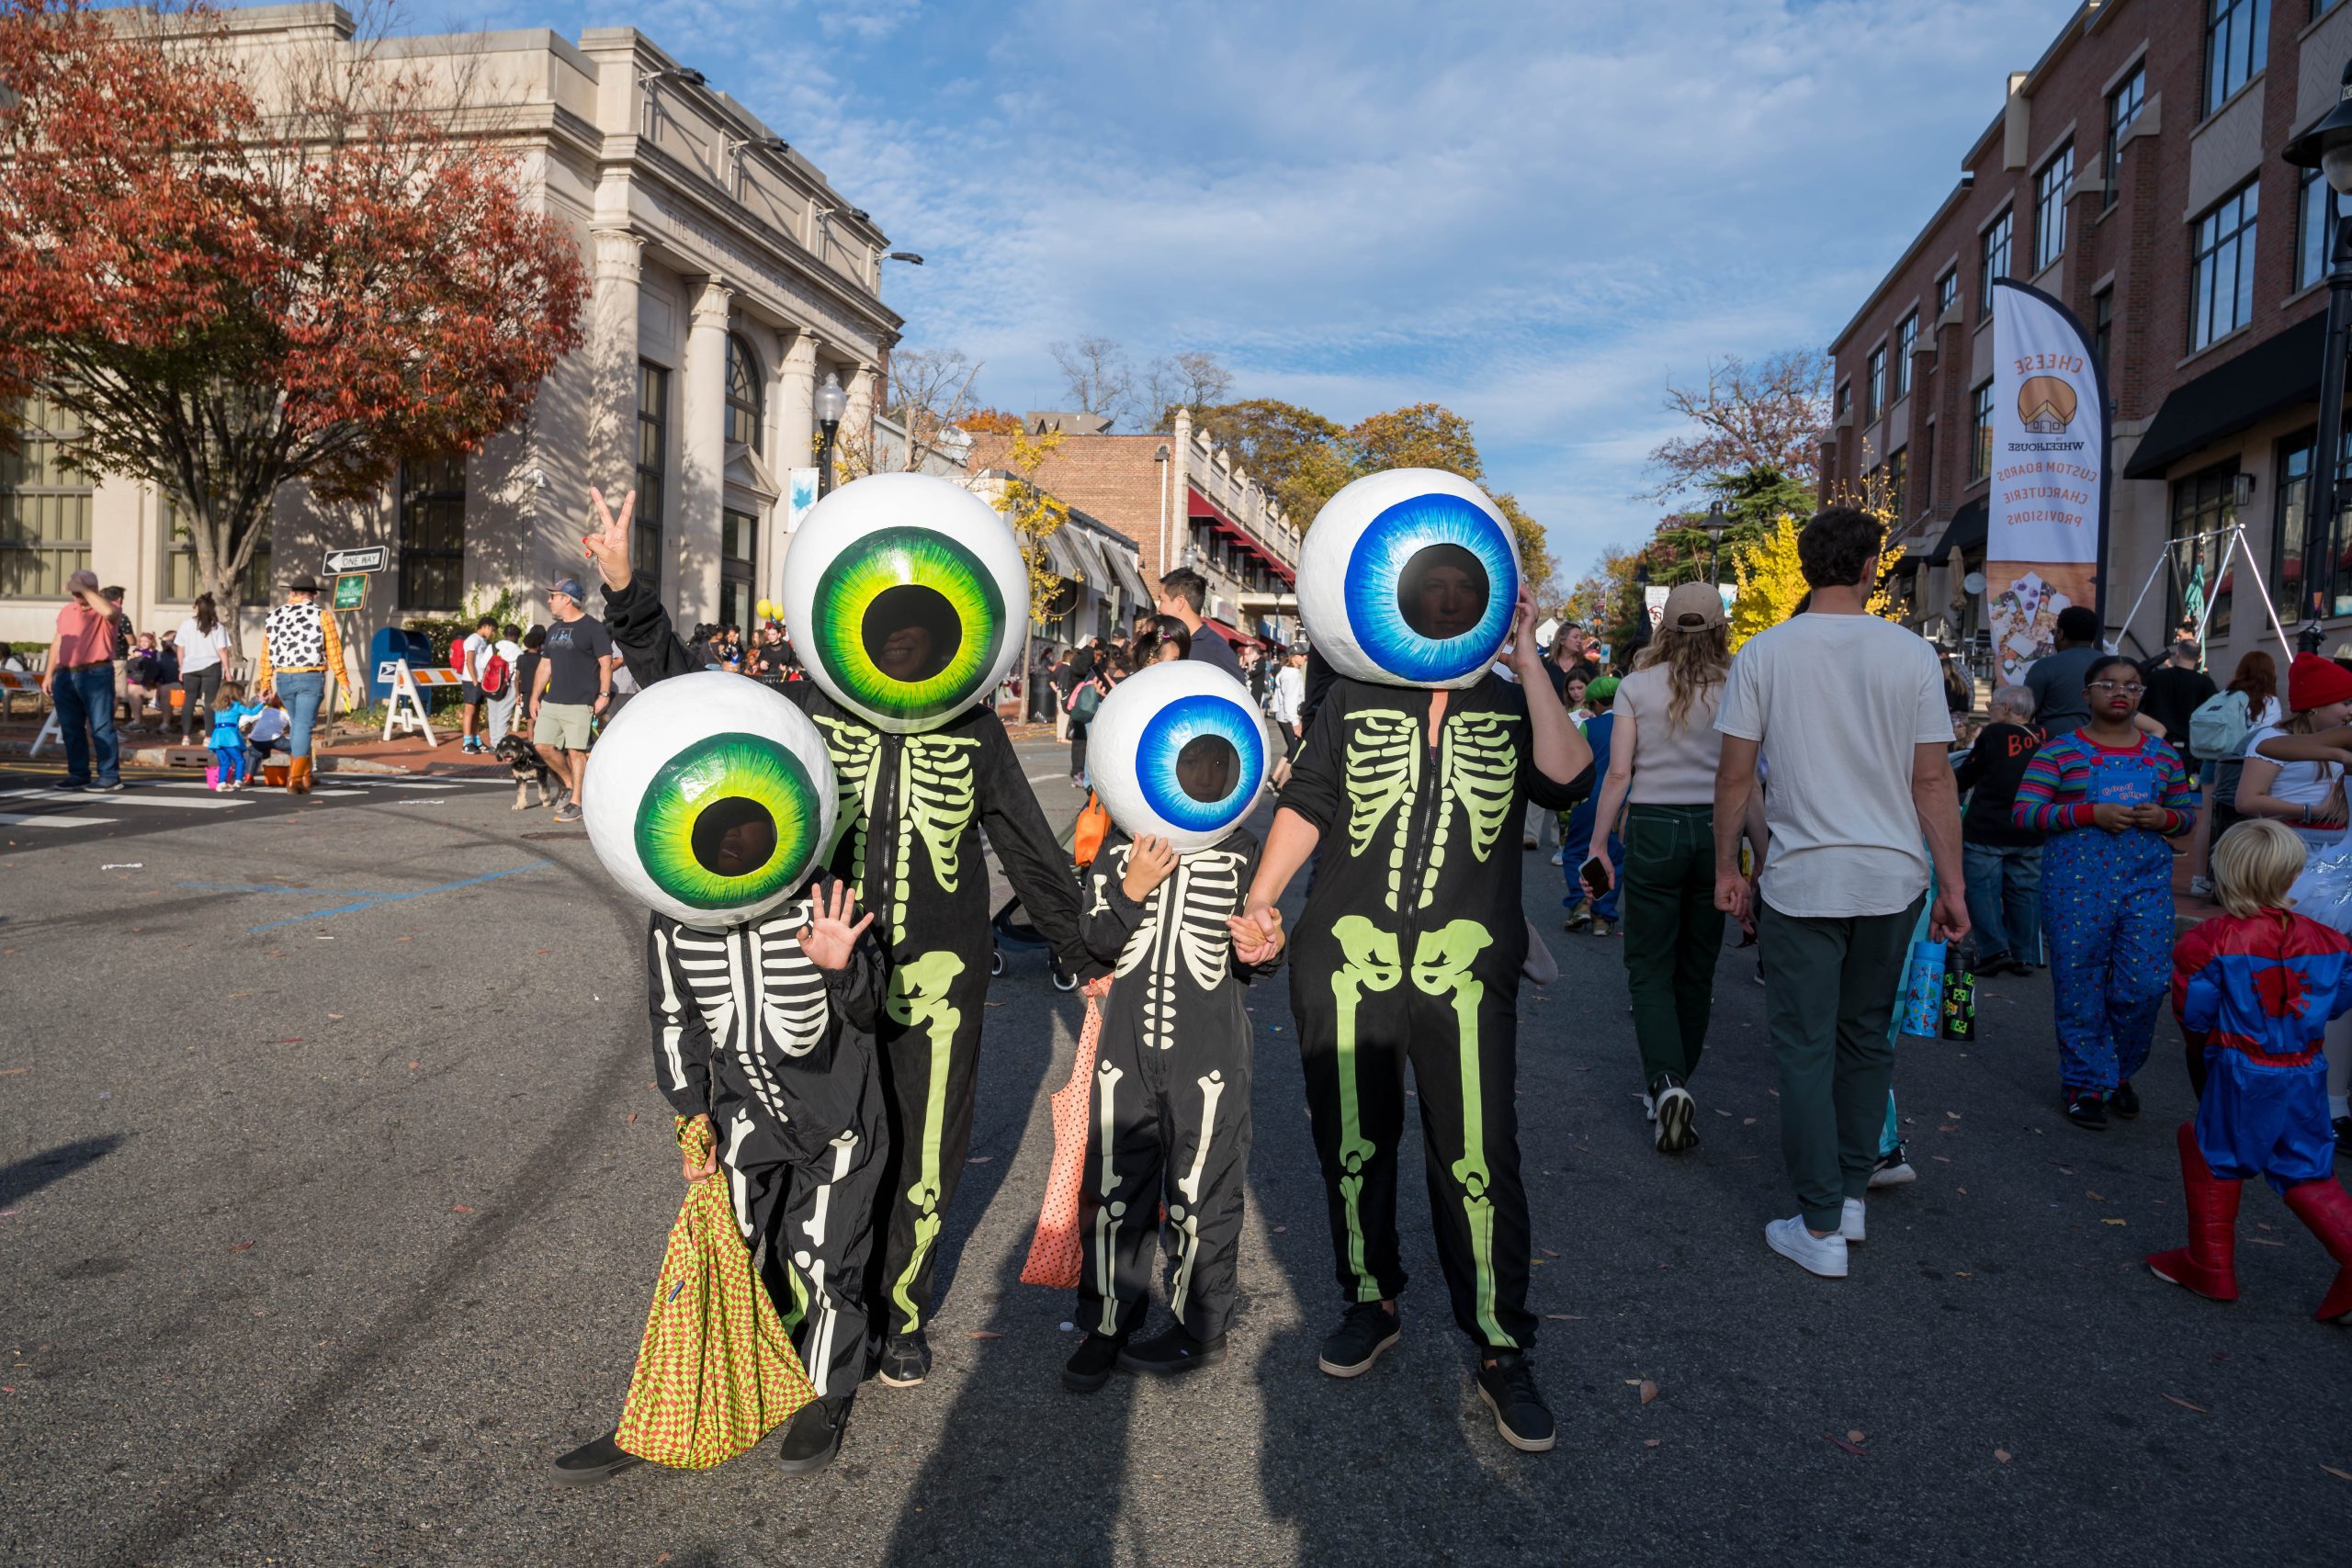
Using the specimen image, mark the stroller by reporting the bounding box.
[987,790,1110,990]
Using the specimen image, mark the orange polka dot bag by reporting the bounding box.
[1020,995,1102,1290]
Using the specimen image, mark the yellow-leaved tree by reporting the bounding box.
[1727,511,1907,651]
[995,424,1071,626]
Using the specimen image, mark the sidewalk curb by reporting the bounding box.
[0,737,486,776]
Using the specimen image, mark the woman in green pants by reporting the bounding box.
[1585,581,1736,1154]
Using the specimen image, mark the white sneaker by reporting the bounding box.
[1765,1215,1849,1278]
[1839,1197,1866,1243]
[1868,1155,1917,1190]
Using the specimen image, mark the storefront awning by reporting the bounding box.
[1040,526,1086,582]
[1104,541,1154,606]
[2123,313,2325,479]
[1200,616,1263,649]
[1931,496,1987,560]
[1063,526,1109,592]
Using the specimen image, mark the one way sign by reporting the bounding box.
[324,546,389,574]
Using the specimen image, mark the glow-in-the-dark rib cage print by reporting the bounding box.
[1341,492,1518,685]
[1136,694,1265,836]
[634,730,821,910]
[808,526,1006,724]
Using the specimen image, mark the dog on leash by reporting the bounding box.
[495,732,552,810]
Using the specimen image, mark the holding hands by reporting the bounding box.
[1229,902,1285,965]
[796,881,875,971]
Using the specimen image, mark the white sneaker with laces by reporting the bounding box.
[1839,1197,1866,1243]
[1868,1156,1917,1190]
[1765,1215,1849,1278]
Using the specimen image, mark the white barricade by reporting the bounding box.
[379,660,464,749]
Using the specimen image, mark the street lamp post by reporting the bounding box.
[1699,499,1730,584]
[2284,60,2352,635]
[813,370,848,498]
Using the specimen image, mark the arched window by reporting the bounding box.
[726,333,764,454]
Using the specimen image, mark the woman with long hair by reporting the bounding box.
[2191,649,2282,894]
[2235,654,2351,852]
[1585,581,1733,1154]
[172,592,232,746]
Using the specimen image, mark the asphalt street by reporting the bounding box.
[3,738,2348,1567]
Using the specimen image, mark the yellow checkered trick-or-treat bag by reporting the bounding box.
[614,1116,816,1468]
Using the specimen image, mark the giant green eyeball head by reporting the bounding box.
[582,671,838,929]
[778,472,1028,734]
[1297,468,1520,690]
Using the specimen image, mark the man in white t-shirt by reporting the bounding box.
[1713,507,1968,1281]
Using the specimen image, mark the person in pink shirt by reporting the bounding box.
[39,569,123,792]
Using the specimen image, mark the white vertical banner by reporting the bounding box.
[1644,584,1668,627]
[1986,278,2107,684]
[786,468,819,533]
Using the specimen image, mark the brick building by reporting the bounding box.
[967,406,1302,644]
[1826,0,2352,675]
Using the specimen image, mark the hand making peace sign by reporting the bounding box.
[583,487,636,592]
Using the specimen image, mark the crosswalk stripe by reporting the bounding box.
[0,812,117,828]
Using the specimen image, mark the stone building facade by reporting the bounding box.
[1826,0,2352,673]
[0,4,900,666]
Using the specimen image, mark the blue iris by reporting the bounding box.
[1341,492,1517,683]
[1137,694,1264,836]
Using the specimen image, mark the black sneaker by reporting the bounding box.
[90,781,124,793]
[1316,1301,1399,1378]
[775,1395,848,1474]
[1118,1323,1227,1377]
[876,1330,930,1388]
[1474,1351,1556,1453]
[54,779,86,791]
[1651,1075,1698,1155]
[1062,1330,1126,1393]
[2110,1080,2141,1121]
[2064,1089,2109,1130]
[548,1430,643,1487]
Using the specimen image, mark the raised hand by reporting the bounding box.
[1122,835,1179,901]
[1508,585,1543,675]
[583,487,637,591]
[796,881,874,971]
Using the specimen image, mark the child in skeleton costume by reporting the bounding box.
[549,672,888,1483]
[583,477,1102,1389]
[1056,660,1281,1392]
[1233,470,1593,1457]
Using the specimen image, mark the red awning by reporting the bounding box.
[1200,616,1264,649]
[1189,486,1296,585]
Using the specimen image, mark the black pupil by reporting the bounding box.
[863,584,963,683]
[693,796,777,878]
[1176,735,1238,803]
[1396,543,1488,641]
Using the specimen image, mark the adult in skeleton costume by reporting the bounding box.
[584,476,1099,1388]
[553,671,887,1479]
[1234,469,1591,1455]
[1059,660,1280,1392]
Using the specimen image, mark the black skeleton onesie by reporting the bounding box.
[1077,827,1274,1341]
[647,874,888,1401]
[604,577,1102,1344]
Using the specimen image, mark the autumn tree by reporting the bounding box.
[1728,511,1907,650]
[1189,399,1354,524]
[1350,402,1485,480]
[0,0,585,633]
[1644,350,1832,503]
[993,423,1071,702]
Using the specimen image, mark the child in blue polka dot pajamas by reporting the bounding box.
[2013,654,2192,1129]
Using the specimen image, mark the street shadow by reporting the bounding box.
[0,1134,125,1206]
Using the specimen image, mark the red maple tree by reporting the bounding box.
[0,0,586,626]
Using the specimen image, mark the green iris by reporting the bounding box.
[634,731,820,909]
[809,526,1004,721]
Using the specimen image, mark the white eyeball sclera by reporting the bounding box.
[777,472,1030,735]
[1084,660,1270,852]
[1296,468,1520,690]
[582,671,840,929]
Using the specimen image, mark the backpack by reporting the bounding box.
[1068,680,1101,722]
[481,649,511,699]
[2188,689,2252,762]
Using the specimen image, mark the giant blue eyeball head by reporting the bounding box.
[1296,468,1521,689]
[582,671,840,930]
[1084,660,1270,853]
[778,472,1030,734]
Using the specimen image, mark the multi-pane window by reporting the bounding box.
[161,499,270,604]
[635,362,668,592]
[2093,289,2114,377]
[2035,148,2075,272]
[398,455,466,612]
[1936,269,1958,317]
[725,333,763,453]
[0,392,91,597]
[2273,427,2352,620]
[719,507,758,631]
[2300,165,2335,292]
[2190,180,2259,351]
[1887,446,1909,520]
[1865,345,1886,422]
[2169,462,2239,639]
[1894,312,1918,400]
[1980,209,2012,313]
[2204,0,2269,117]
[1836,381,1851,420]
[1971,382,1996,480]
[2105,66,2145,204]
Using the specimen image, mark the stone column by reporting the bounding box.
[1167,406,1193,581]
[775,331,818,590]
[846,363,877,479]
[677,277,733,626]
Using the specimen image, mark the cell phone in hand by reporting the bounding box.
[1579,855,1611,897]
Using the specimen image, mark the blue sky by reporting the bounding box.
[460,0,2067,583]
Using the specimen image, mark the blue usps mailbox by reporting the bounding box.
[368,626,435,703]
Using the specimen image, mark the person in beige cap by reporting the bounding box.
[1585,579,1741,1153]
[39,569,125,791]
